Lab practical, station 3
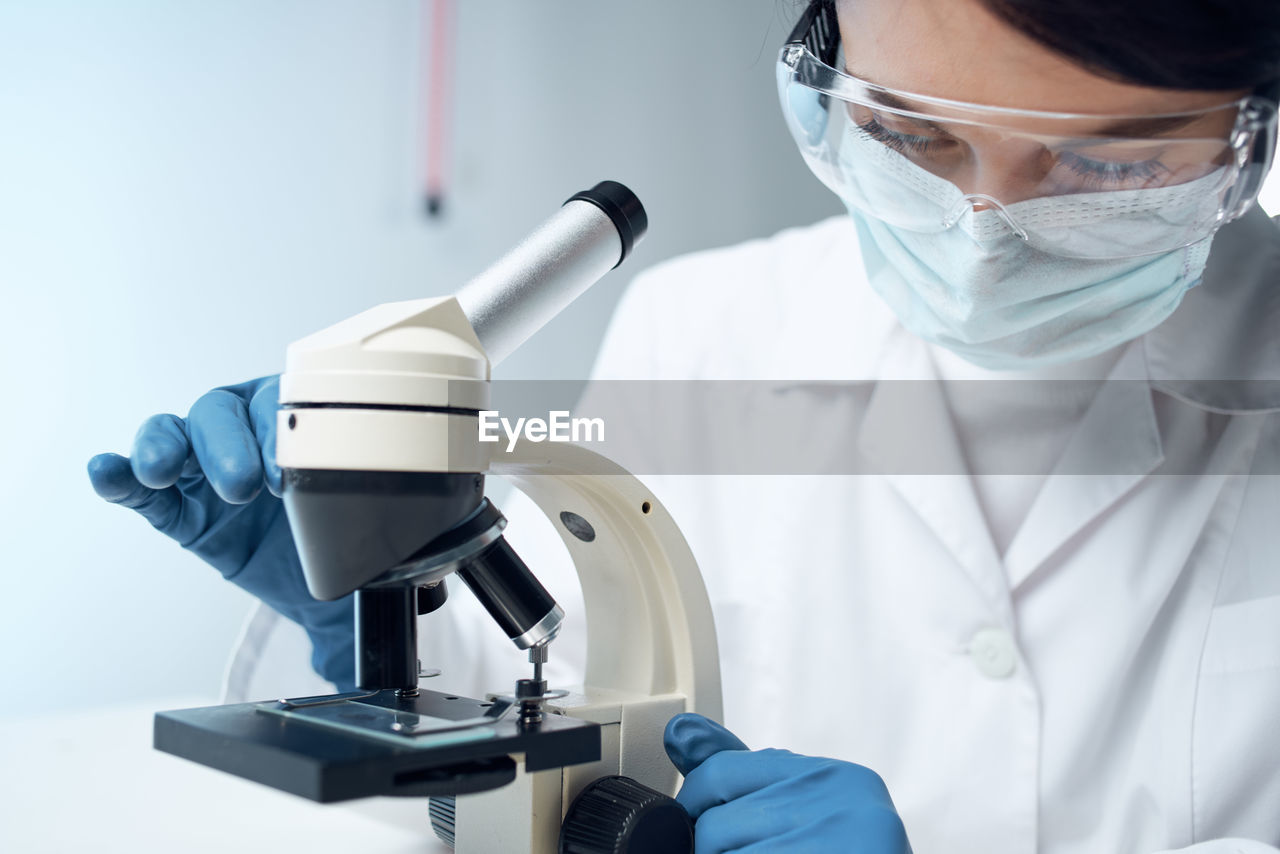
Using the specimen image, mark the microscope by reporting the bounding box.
[153,182,722,853]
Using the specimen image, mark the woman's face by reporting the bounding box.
[836,0,1245,115]
[834,0,1252,202]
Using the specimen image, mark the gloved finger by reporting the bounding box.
[675,748,822,821]
[727,800,911,854]
[689,785,895,854]
[707,814,906,854]
[248,377,282,497]
[130,413,193,489]
[692,797,796,854]
[88,453,183,532]
[188,388,265,505]
[664,713,749,777]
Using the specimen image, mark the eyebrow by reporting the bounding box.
[846,64,1211,138]
[865,90,950,134]
[1088,114,1203,137]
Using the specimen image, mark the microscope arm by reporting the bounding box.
[436,441,721,853]
[493,442,720,721]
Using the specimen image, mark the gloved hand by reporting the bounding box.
[87,375,356,690]
[664,713,912,854]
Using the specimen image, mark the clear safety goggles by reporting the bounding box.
[777,0,1279,259]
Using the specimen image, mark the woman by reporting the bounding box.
[90,0,1280,850]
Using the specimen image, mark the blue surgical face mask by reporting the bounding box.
[835,129,1216,370]
[850,206,1213,370]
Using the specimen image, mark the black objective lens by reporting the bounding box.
[456,536,562,649]
[355,587,419,691]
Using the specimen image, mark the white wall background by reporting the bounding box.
[2,0,1278,718]
[1259,169,1280,217]
[0,0,840,716]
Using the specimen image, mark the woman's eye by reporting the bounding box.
[853,112,949,155]
[1057,150,1171,189]
[846,102,964,160]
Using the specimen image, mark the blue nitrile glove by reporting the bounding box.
[664,713,912,854]
[87,375,356,690]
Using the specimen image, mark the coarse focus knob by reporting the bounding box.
[559,776,693,854]
[429,795,456,848]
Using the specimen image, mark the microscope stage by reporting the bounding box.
[154,688,600,803]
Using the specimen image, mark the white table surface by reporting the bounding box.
[0,698,452,854]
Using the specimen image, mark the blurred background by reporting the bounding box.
[5,0,1280,725]
[0,0,842,723]
[3,3,1280,849]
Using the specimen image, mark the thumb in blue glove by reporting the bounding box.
[87,375,356,690]
[664,713,912,854]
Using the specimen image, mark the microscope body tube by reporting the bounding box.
[456,182,646,367]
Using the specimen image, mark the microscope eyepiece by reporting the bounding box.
[565,180,648,267]
[456,180,648,366]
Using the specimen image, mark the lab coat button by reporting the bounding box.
[969,628,1017,679]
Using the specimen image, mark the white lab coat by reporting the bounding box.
[233,207,1280,854]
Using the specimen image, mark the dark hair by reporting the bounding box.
[978,0,1280,93]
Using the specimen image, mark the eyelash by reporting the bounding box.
[1058,151,1169,188]
[855,116,940,154]
[857,116,1170,188]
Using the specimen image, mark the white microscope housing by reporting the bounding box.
[264,183,722,852]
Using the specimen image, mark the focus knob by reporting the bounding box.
[559,776,693,854]
[429,795,456,848]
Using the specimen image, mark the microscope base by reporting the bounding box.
[154,689,600,803]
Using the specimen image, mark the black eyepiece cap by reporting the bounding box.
[565,180,648,268]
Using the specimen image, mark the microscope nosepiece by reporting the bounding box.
[282,468,485,601]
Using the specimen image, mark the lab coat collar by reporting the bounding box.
[1001,342,1164,590]
[1143,206,1280,413]
[998,209,1280,587]
[855,330,1169,603]
[853,333,1178,613]
[857,327,1014,625]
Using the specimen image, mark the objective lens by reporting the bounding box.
[456,536,563,650]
